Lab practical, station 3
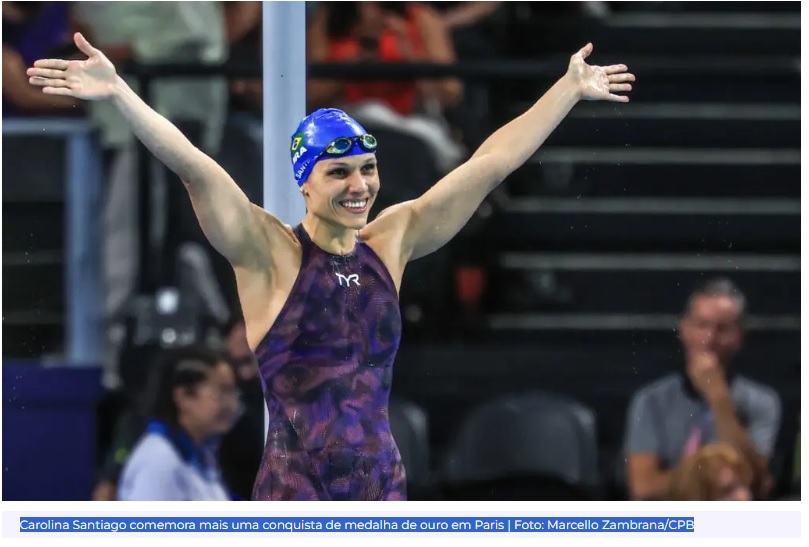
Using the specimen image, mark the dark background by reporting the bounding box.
[2,1,800,501]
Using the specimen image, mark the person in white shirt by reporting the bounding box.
[118,345,242,501]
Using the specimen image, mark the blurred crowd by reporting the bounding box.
[88,277,793,502]
[2,1,798,503]
[2,0,618,324]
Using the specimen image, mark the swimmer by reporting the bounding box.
[29,33,634,500]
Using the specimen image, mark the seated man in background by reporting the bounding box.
[624,278,781,500]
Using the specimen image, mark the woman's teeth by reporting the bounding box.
[340,199,367,209]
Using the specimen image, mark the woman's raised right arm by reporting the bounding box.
[28,32,274,270]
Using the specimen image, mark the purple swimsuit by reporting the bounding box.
[252,224,407,500]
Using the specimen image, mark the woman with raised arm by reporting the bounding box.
[29,32,634,501]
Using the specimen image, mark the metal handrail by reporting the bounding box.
[3,118,103,366]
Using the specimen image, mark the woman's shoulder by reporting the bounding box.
[125,432,184,469]
[117,433,190,501]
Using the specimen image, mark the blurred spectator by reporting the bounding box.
[224,1,262,49]
[223,1,263,112]
[2,1,81,115]
[117,345,241,501]
[70,2,230,367]
[437,1,502,31]
[308,1,462,114]
[224,316,259,383]
[93,338,171,501]
[431,0,505,59]
[425,2,504,148]
[217,316,266,501]
[307,1,465,173]
[71,1,228,153]
[93,403,146,500]
[94,316,261,501]
[665,444,753,501]
[624,278,781,500]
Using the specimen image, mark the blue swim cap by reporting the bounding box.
[290,108,375,186]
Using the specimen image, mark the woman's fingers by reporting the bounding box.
[42,87,73,97]
[33,58,69,70]
[608,72,635,83]
[42,86,76,97]
[74,32,99,58]
[28,59,78,96]
[609,83,633,93]
[607,93,630,103]
[29,76,70,88]
[27,67,66,79]
[577,43,594,60]
[604,64,628,75]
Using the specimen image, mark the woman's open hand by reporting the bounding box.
[567,43,635,103]
[28,32,117,101]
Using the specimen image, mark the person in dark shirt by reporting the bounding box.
[217,317,265,500]
[2,2,81,115]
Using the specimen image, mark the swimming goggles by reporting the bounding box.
[323,134,378,156]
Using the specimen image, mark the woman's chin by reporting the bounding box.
[343,217,369,230]
[335,208,370,230]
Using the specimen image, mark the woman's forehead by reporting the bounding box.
[317,153,377,168]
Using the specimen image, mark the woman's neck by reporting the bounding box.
[176,415,208,447]
[302,214,358,255]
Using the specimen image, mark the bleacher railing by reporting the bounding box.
[2,118,103,366]
[127,55,795,284]
[3,56,797,364]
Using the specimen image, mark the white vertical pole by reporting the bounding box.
[262,1,307,442]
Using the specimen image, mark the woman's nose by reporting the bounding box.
[346,172,368,193]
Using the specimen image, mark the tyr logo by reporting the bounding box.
[336,273,360,287]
